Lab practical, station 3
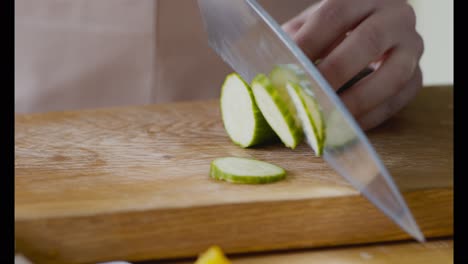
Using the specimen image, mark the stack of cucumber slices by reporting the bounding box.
[221,64,325,154]
[211,64,326,184]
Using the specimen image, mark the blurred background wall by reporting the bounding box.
[409,0,453,85]
[14,0,453,113]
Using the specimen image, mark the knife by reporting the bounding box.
[197,0,424,242]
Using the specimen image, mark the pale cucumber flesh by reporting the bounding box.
[270,64,312,92]
[325,110,358,148]
[270,64,306,87]
[220,73,276,148]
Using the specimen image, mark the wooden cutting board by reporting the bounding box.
[15,86,453,264]
[166,239,453,264]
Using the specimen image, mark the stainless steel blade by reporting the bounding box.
[197,0,424,242]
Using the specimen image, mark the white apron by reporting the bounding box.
[15,0,315,113]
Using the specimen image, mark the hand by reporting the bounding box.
[282,0,424,130]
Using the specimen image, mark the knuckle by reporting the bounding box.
[317,0,346,23]
[401,4,417,29]
[414,33,425,58]
[295,33,314,56]
[393,58,415,90]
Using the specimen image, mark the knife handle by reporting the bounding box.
[336,67,374,94]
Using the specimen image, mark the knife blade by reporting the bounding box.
[197,0,424,242]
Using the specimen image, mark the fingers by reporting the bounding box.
[340,36,423,120]
[357,67,423,131]
[318,6,413,90]
[282,15,306,36]
[282,2,321,36]
[284,0,424,131]
[292,0,377,60]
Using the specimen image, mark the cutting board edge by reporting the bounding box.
[14,187,453,264]
[14,184,451,221]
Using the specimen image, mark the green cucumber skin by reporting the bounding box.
[252,74,304,149]
[269,64,326,155]
[303,87,326,155]
[209,158,286,184]
[220,73,277,148]
[288,82,324,156]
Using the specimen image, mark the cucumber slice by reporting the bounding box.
[210,157,286,184]
[270,64,312,91]
[220,73,277,148]
[286,81,325,156]
[270,64,304,86]
[251,74,303,149]
[325,110,358,148]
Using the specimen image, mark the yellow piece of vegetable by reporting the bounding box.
[194,246,232,264]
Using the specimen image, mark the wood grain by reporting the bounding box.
[15,86,453,264]
[163,239,453,264]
